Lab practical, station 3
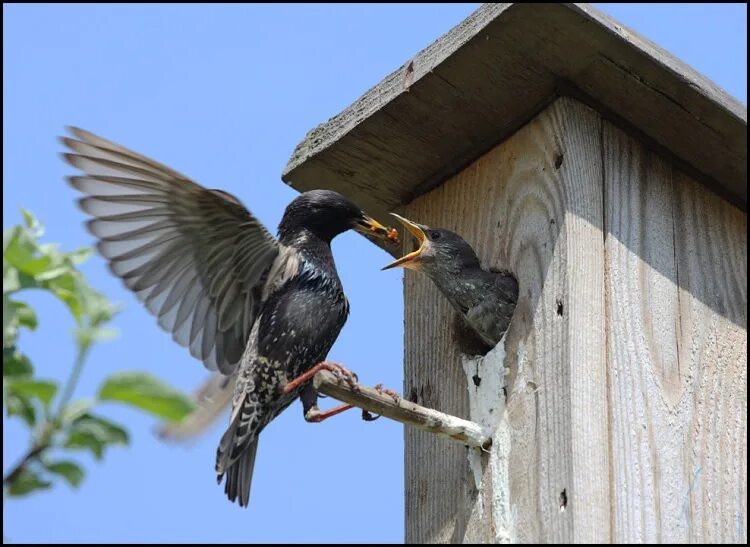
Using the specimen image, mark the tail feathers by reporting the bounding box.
[216,395,261,507]
[221,439,258,507]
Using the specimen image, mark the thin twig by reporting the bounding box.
[56,344,90,415]
[3,442,47,486]
[313,370,492,450]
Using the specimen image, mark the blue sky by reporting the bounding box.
[3,3,746,543]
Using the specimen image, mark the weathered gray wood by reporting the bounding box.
[283,3,747,223]
[402,97,609,543]
[279,5,748,540]
[603,122,747,543]
[312,371,492,449]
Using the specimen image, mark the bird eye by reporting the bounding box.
[431,231,441,240]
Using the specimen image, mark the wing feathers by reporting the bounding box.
[63,127,280,374]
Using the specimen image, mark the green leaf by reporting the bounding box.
[67,247,93,265]
[4,390,36,426]
[59,398,94,425]
[43,460,85,488]
[45,272,84,324]
[3,298,37,347]
[63,413,129,460]
[8,379,57,407]
[99,372,196,422]
[3,263,21,294]
[3,226,16,253]
[75,326,119,349]
[34,266,70,282]
[2,294,14,342]
[20,209,43,238]
[3,348,34,377]
[4,214,119,337]
[3,226,36,271]
[10,301,37,331]
[19,255,55,277]
[6,468,52,497]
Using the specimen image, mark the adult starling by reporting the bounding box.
[383,214,518,348]
[61,127,397,507]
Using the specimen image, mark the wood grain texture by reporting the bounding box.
[402,97,609,543]
[604,123,747,543]
[312,371,491,449]
[283,3,747,228]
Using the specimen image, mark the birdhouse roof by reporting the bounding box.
[282,3,747,215]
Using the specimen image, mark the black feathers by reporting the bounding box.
[62,127,279,374]
[425,232,518,348]
[277,190,365,244]
[385,217,518,349]
[62,127,378,507]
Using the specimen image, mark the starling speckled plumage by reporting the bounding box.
[383,214,518,349]
[61,127,397,507]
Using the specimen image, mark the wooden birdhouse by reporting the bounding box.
[283,4,746,543]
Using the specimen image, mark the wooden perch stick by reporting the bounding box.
[313,370,492,450]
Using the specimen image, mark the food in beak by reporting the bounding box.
[381,213,428,270]
[354,214,400,245]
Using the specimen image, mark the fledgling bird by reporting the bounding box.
[61,127,397,507]
[383,214,518,349]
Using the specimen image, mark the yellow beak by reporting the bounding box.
[381,213,428,270]
[353,214,400,245]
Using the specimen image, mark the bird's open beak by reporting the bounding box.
[353,214,400,245]
[381,213,428,271]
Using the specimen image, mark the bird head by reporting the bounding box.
[278,189,398,245]
[381,214,480,273]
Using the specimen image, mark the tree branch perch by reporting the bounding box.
[312,370,492,450]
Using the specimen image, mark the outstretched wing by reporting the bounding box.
[62,127,279,374]
[158,372,235,441]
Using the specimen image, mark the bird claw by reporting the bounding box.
[280,361,359,395]
[361,409,381,421]
[361,383,401,422]
[375,383,401,404]
[304,405,322,422]
[327,362,359,391]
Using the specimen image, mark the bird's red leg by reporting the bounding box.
[281,361,358,395]
[299,377,354,423]
[304,403,354,423]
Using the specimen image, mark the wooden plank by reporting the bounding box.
[283,3,747,226]
[603,122,747,543]
[402,97,609,543]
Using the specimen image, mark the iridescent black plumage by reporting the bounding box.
[61,128,393,507]
[384,216,518,349]
[215,209,354,507]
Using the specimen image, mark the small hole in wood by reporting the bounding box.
[408,387,419,403]
[559,489,567,512]
[556,299,564,316]
[472,374,482,387]
[554,153,564,169]
[550,218,556,225]
[404,61,415,91]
